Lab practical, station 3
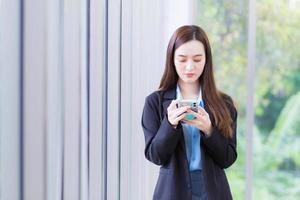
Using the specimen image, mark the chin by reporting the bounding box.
[183,78,198,84]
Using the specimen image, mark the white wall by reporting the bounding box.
[0,0,193,199]
[119,0,194,199]
[0,0,21,199]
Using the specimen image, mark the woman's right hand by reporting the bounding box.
[167,100,190,127]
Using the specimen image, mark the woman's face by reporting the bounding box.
[174,40,206,84]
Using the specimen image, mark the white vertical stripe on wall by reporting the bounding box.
[188,0,198,25]
[45,0,64,199]
[89,0,106,199]
[0,0,21,199]
[63,0,81,199]
[23,0,47,199]
[0,1,206,200]
[120,0,133,199]
[127,1,192,199]
[1,0,94,200]
[80,0,89,199]
[120,0,136,199]
[107,0,122,199]
[133,0,162,197]
[104,2,195,199]
[163,0,193,46]
[119,0,166,199]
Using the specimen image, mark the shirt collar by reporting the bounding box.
[176,84,203,106]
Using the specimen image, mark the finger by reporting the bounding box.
[174,113,186,123]
[168,99,179,110]
[169,106,188,121]
[195,112,203,119]
[169,106,188,117]
[197,106,207,116]
[187,108,198,114]
[182,118,198,126]
[169,112,185,125]
[181,118,188,123]
[172,106,189,117]
[195,110,208,119]
[197,106,206,113]
[181,117,194,123]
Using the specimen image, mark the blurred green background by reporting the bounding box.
[197,0,300,199]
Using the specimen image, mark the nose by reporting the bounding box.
[186,61,194,71]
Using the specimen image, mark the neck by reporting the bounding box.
[178,80,200,99]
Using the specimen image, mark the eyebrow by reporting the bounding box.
[177,54,203,57]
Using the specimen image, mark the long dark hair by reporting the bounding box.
[159,25,235,138]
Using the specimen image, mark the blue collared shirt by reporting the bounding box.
[176,85,204,171]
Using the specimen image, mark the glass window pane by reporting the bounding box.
[197,1,248,199]
[254,0,300,198]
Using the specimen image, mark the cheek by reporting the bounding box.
[196,61,205,68]
[196,61,205,73]
[174,62,185,72]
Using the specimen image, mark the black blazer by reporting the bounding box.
[141,86,238,200]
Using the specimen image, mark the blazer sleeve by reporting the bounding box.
[141,93,182,166]
[201,99,238,169]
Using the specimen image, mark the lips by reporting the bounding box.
[185,73,195,77]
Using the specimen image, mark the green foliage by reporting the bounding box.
[252,93,300,199]
[255,0,300,135]
[266,92,300,168]
[197,0,300,199]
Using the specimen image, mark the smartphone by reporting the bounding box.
[177,99,198,120]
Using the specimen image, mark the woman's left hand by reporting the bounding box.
[181,106,213,136]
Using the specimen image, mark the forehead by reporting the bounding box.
[174,40,205,56]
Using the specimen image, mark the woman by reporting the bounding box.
[141,25,238,200]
